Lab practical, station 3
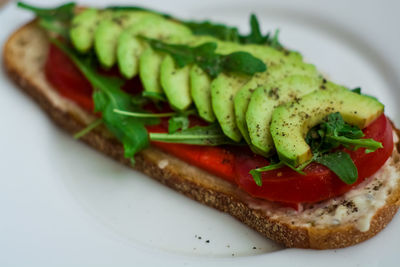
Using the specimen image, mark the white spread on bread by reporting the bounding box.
[246,132,400,232]
[299,152,399,232]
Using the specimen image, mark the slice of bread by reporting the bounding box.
[4,21,400,249]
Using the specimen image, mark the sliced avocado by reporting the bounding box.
[94,11,156,68]
[246,75,322,155]
[117,28,145,79]
[211,73,250,141]
[70,9,111,53]
[117,16,192,79]
[155,36,215,116]
[190,65,214,122]
[211,45,295,142]
[270,83,384,166]
[139,47,163,94]
[234,56,318,145]
[160,55,191,110]
[206,39,255,141]
[233,74,263,144]
[160,36,216,111]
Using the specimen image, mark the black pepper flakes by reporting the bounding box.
[268,87,280,100]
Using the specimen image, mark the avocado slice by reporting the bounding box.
[160,55,192,110]
[270,83,384,166]
[165,39,259,125]
[70,9,111,53]
[160,36,216,111]
[187,36,218,122]
[139,47,163,94]
[246,74,322,155]
[234,56,319,145]
[211,73,250,141]
[190,65,214,122]
[211,45,295,142]
[94,11,156,68]
[117,16,192,79]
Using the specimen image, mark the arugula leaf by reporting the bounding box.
[184,14,284,48]
[112,107,195,134]
[149,124,237,145]
[168,116,190,134]
[74,118,103,139]
[351,87,361,94]
[305,112,382,183]
[239,14,264,44]
[318,112,382,152]
[52,39,159,161]
[142,91,167,102]
[167,110,196,134]
[18,2,76,38]
[270,30,284,50]
[221,51,267,75]
[184,21,240,42]
[314,151,358,184]
[248,170,263,187]
[106,5,172,19]
[327,135,383,152]
[351,87,379,101]
[17,1,75,20]
[113,109,176,118]
[249,162,284,186]
[131,94,150,106]
[238,14,283,48]
[321,112,364,139]
[144,38,266,78]
[144,38,194,68]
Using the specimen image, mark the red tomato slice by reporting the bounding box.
[234,114,393,203]
[146,124,236,182]
[45,44,94,112]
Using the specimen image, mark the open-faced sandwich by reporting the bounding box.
[3,2,400,249]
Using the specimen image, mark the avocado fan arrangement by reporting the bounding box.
[19,2,384,186]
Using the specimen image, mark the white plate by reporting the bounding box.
[1,0,399,266]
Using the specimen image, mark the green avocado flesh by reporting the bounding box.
[95,11,156,68]
[139,47,163,94]
[160,55,192,110]
[69,8,385,160]
[211,72,251,141]
[190,65,214,122]
[246,70,321,155]
[270,83,384,166]
[70,9,111,53]
[234,58,320,147]
[160,37,217,111]
[117,16,191,79]
[211,44,293,142]
[188,36,219,121]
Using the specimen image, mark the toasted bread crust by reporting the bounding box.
[4,21,400,249]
